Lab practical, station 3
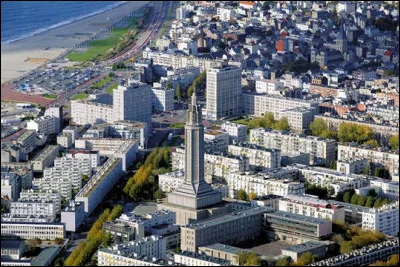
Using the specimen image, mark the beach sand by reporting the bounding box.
[1,1,149,84]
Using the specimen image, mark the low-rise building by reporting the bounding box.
[198,243,251,266]
[279,195,345,224]
[336,158,369,175]
[263,211,333,243]
[204,129,230,154]
[9,201,56,221]
[174,251,230,266]
[1,222,65,240]
[369,179,399,200]
[27,116,56,136]
[1,240,25,260]
[180,207,269,252]
[57,133,72,149]
[281,241,329,262]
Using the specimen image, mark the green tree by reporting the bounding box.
[363,139,379,148]
[263,112,276,128]
[187,85,194,98]
[238,252,261,266]
[165,81,173,89]
[365,196,375,208]
[373,198,383,208]
[176,84,182,100]
[296,252,316,265]
[357,195,366,206]
[237,189,248,201]
[310,118,328,136]
[363,166,370,175]
[389,134,399,150]
[327,186,335,197]
[102,232,113,247]
[275,117,290,131]
[276,257,290,266]
[154,189,166,199]
[350,194,359,205]
[382,198,390,206]
[108,72,115,78]
[343,191,351,203]
[55,238,64,245]
[330,160,337,170]
[55,257,64,266]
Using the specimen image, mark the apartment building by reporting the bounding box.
[152,87,174,112]
[220,122,248,144]
[204,129,230,153]
[249,128,336,166]
[15,130,38,155]
[174,251,230,266]
[180,207,269,252]
[10,201,56,220]
[75,157,123,216]
[279,195,345,224]
[263,211,332,243]
[338,143,399,179]
[158,170,185,193]
[61,201,85,232]
[327,200,369,225]
[255,79,284,94]
[65,149,100,169]
[369,179,399,200]
[33,175,72,201]
[44,105,63,134]
[228,144,281,170]
[241,93,319,118]
[206,66,242,120]
[227,171,305,199]
[19,189,61,214]
[31,145,59,172]
[274,107,316,133]
[362,201,399,236]
[297,165,371,196]
[1,222,65,240]
[57,133,72,149]
[54,157,92,177]
[43,166,83,190]
[27,115,56,136]
[171,147,249,183]
[336,158,369,175]
[99,235,167,263]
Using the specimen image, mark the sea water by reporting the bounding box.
[1,1,126,45]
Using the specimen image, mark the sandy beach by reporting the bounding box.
[1,1,149,84]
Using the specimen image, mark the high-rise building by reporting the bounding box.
[45,105,63,134]
[206,66,241,120]
[158,94,228,225]
[113,82,152,126]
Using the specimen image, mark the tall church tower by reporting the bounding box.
[164,93,222,211]
[336,16,347,53]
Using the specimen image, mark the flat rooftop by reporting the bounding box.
[265,211,331,225]
[282,241,326,253]
[199,243,250,255]
[182,207,269,230]
[32,145,58,162]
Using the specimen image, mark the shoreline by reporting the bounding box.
[1,1,149,85]
[1,1,129,46]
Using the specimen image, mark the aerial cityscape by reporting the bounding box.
[1,1,399,266]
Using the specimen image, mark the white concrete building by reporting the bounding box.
[27,116,56,136]
[43,165,83,190]
[249,128,336,166]
[204,129,230,153]
[241,93,319,118]
[369,179,399,200]
[220,121,247,144]
[255,79,284,94]
[65,150,100,169]
[279,194,345,224]
[217,7,234,22]
[1,222,65,240]
[19,189,61,214]
[44,105,63,134]
[206,66,242,120]
[9,201,56,220]
[54,157,92,178]
[174,252,230,266]
[297,165,371,196]
[158,170,185,193]
[338,143,399,179]
[227,170,304,199]
[31,145,59,172]
[228,144,281,170]
[57,133,72,149]
[61,201,85,232]
[337,158,370,175]
[362,201,399,237]
[33,173,72,201]
[274,107,316,133]
[152,87,174,112]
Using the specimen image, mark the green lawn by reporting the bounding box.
[106,82,119,94]
[42,94,57,99]
[71,93,88,100]
[91,76,112,89]
[233,118,251,125]
[170,122,185,129]
[66,16,140,62]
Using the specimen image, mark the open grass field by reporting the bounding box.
[66,16,139,62]
[91,76,112,89]
[70,92,88,100]
[106,82,119,94]
[42,94,57,99]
